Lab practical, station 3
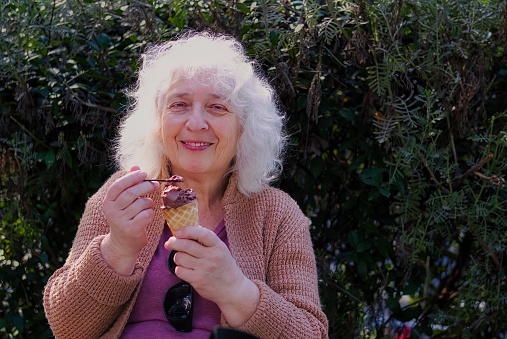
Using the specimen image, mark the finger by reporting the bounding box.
[166,237,207,258]
[130,206,156,225]
[174,226,220,248]
[172,251,194,268]
[172,247,229,284]
[122,197,155,220]
[114,181,159,210]
[130,165,140,172]
[173,264,194,281]
[105,170,148,202]
[175,253,199,271]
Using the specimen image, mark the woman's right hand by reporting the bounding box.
[100,166,160,275]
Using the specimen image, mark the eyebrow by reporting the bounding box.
[168,92,226,100]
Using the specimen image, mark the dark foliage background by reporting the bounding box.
[1,1,506,338]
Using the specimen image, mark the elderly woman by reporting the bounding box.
[43,32,328,339]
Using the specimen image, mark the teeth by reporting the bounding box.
[186,142,209,147]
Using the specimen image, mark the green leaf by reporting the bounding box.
[348,230,361,248]
[376,238,391,258]
[40,252,48,265]
[357,259,368,278]
[96,33,111,49]
[348,154,367,171]
[39,87,49,97]
[386,298,401,313]
[339,108,356,123]
[379,186,391,198]
[269,30,279,45]
[402,282,419,295]
[359,168,386,187]
[310,156,323,178]
[87,40,100,51]
[356,240,372,253]
[368,190,381,201]
[65,150,73,168]
[11,312,24,332]
[44,150,55,169]
[342,196,357,210]
[238,3,250,14]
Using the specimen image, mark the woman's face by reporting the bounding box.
[160,78,241,180]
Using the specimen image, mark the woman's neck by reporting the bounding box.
[183,174,227,204]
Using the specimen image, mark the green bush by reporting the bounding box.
[1,0,506,338]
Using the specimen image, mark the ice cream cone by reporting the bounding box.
[162,200,199,233]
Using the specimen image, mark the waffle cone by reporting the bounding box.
[162,200,199,233]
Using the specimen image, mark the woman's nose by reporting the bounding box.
[185,106,208,131]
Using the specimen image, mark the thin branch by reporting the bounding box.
[473,171,505,188]
[72,96,117,113]
[9,116,47,146]
[425,163,450,194]
[474,232,502,270]
[451,153,494,190]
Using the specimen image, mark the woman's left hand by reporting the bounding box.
[165,226,260,326]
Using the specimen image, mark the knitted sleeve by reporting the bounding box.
[43,171,143,339]
[233,190,329,339]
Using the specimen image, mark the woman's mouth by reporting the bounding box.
[181,141,212,150]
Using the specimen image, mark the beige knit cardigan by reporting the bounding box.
[43,171,328,338]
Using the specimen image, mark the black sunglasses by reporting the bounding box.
[164,250,194,332]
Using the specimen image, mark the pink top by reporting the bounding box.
[120,221,228,339]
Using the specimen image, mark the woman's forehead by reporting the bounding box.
[166,90,226,102]
[165,77,231,99]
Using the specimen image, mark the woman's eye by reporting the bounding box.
[168,102,187,111]
[208,104,229,114]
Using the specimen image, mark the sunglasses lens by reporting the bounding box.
[168,250,177,274]
[164,281,193,332]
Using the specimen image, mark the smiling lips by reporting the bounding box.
[181,141,213,150]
